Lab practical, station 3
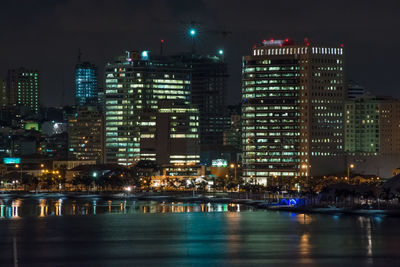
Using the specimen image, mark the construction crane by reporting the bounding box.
[155,19,232,55]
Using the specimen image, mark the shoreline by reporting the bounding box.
[1,191,399,217]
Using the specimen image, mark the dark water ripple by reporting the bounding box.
[0,197,399,266]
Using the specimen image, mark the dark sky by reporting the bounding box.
[1,0,399,107]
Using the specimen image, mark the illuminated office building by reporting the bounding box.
[68,105,104,163]
[104,51,199,165]
[75,61,98,105]
[7,68,39,112]
[242,39,345,183]
[140,100,200,164]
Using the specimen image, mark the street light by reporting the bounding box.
[347,163,355,181]
[230,163,238,183]
[15,164,22,185]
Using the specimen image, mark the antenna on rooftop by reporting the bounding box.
[160,39,165,56]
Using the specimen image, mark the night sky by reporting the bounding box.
[1,0,398,107]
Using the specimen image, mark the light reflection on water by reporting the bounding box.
[0,198,399,266]
[0,197,251,219]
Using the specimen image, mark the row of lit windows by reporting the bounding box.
[243,171,297,177]
[253,47,343,56]
[170,134,198,138]
[244,112,299,118]
[152,79,190,84]
[244,66,299,72]
[244,157,298,163]
[244,80,298,86]
[244,145,296,150]
[152,90,188,95]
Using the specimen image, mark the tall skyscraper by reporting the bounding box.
[68,105,104,163]
[181,54,229,164]
[104,51,199,166]
[75,60,98,106]
[7,68,39,113]
[242,39,345,184]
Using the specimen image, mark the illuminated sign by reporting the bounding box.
[25,122,39,131]
[211,159,227,167]
[3,158,21,164]
[262,39,285,46]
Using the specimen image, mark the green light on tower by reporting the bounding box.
[218,49,224,55]
[189,28,196,37]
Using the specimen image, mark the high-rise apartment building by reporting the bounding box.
[242,39,345,183]
[68,105,104,163]
[345,95,400,155]
[104,51,199,166]
[75,61,98,106]
[7,68,39,112]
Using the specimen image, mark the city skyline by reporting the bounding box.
[2,2,400,266]
[0,0,399,107]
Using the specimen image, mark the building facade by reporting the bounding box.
[140,100,200,164]
[104,51,200,166]
[345,96,400,155]
[68,105,104,163]
[347,80,365,100]
[242,39,346,183]
[7,68,39,113]
[0,79,7,107]
[75,61,98,106]
[180,55,229,164]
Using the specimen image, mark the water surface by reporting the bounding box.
[0,196,399,266]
